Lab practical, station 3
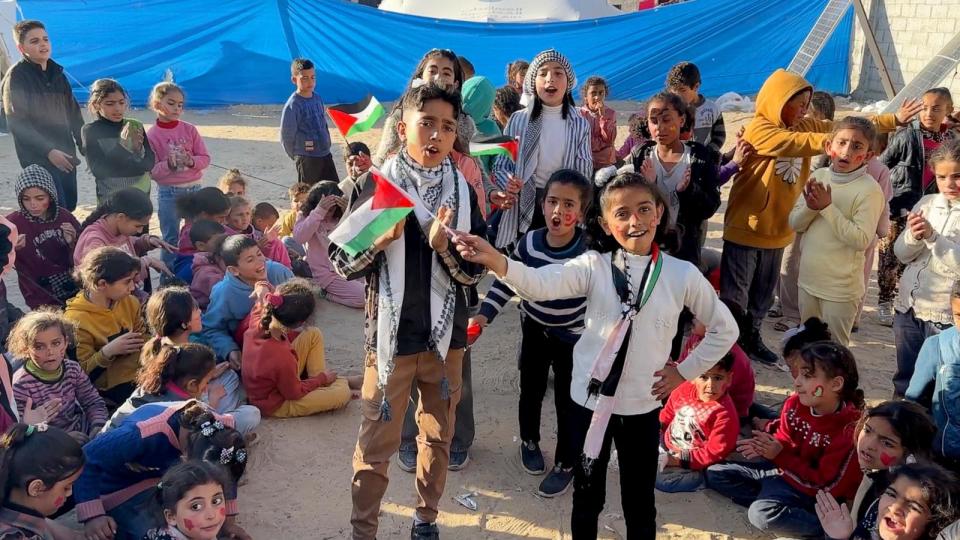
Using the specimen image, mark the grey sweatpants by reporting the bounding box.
[719,240,785,330]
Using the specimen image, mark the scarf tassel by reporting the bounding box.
[586,378,602,399]
[379,397,392,422]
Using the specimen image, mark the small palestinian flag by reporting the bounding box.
[329,169,415,257]
[469,135,518,162]
[327,95,385,138]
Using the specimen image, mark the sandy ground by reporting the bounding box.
[0,103,898,539]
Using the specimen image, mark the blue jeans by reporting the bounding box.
[705,462,822,538]
[201,369,261,435]
[107,488,157,539]
[894,309,948,397]
[157,184,201,268]
[655,468,704,493]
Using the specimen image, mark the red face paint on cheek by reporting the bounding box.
[562,214,577,227]
[880,453,896,467]
[53,496,64,508]
[184,518,195,531]
[219,507,226,517]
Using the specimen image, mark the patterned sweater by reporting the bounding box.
[12,359,107,433]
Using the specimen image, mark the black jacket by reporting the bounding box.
[81,117,156,180]
[629,140,721,267]
[881,126,937,217]
[2,58,83,168]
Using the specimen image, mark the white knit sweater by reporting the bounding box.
[501,250,738,416]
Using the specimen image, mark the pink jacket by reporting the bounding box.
[866,157,892,238]
[190,252,224,310]
[579,105,617,169]
[291,207,340,289]
[452,151,486,218]
[73,218,151,281]
[146,119,210,187]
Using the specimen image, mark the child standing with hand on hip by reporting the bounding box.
[789,117,886,345]
[454,172,737,539]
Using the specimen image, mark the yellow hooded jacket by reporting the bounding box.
[64,292,147,391]
[724,69,898,250]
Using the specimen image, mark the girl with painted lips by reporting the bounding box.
[816,401,937,539]
[0,423,85,540]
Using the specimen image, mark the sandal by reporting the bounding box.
[773,321,792,332]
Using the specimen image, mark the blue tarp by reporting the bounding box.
[20,0,852,107]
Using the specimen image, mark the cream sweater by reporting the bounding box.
[501,250,738,416]
[789,166,884,302]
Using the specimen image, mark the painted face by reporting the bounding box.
[398,98,457,168]
[693,365,732,403]
[585,85,606,111]
[857,416,905,471]
[30,326,68,372]
[933,159,960,201]
[98,91,128,122]
[781,90,811,128]
[18,27,50,65]
[793,360,841,409]
[919,93,953,132]
[29,468,81,516]
[115,214,150,236]
[877,477,933,540]
[199,210,229,226]
[155,90,185,122]
[99,271,139,301]
[600,185,663,255]
[348,152,372,177]
[827,128,873,173]
[648,99,683,146]
[292,67,316,96]
[225,183,245,198]
[226,204,252,232]
[229,246,266,283]
[164,482,227,540]
[542,182,584,239]
[535,61,568,107]
[21,187,51,218]
[669,83,699,106]
[420,56,457,90]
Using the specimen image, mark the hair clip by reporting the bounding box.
[265,293,284,308]
[25,423,49,437]
[200,420,225,437]
[235,449,247,464]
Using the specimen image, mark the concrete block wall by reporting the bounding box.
[850,0,960,100]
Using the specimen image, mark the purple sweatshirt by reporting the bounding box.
[13,359,108,433]
[7,208,81,309]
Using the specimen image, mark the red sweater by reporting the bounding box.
[772,394,863,499]
[660,381,738,470]
[240,306,325,415]
[678,334,755,418]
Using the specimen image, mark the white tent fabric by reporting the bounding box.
[379,0,622,22]
[0,1,19,73]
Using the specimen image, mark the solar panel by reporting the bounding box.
[787,0,852,76]
[881,32,960,113]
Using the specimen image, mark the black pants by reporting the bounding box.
[719,240,784,331]
[518,317,576,467]
[570,403,660,539]
[48,164,78,211]
[294,153,339,185]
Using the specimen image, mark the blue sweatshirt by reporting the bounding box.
[280,92,332,159]
[906,326,960,458]
[74,402,237,523]
[199,260,294,359]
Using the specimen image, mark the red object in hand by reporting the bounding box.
[467,322,483,345]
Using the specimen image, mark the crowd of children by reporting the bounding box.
[5,14,960,540]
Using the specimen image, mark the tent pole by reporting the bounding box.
[852,0,897,99]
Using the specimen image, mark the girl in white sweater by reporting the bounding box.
[455,172,737,538]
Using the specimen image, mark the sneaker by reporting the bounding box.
[411,522,440,540]
[537,465,573,497]
[448,450,470,471]
[767,298,783,318]
[520,440,546,475]
[747,336,780,366]
[877,302,895,327]
[397,449,417,473]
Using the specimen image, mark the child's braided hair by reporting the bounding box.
[258,278,316,333]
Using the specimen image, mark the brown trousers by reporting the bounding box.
[350,349,464,540]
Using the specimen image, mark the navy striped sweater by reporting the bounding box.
[479,228,588,343]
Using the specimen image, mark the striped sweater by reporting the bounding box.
[12,359,107,434]
[74,402,237,523]
[479,228,587,343]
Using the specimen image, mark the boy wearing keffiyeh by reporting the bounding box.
[331,83,486,540]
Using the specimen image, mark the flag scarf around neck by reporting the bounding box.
[582,245,662,471]
[469,135,518,162]
[328,169,415,257]
[327,94,385,138]
[374,153,471,419]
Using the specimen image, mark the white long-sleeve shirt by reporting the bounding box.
[500,250,738,416]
